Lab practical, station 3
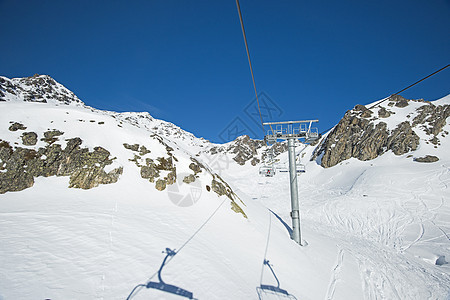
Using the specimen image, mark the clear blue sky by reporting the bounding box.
[1,0,449,142]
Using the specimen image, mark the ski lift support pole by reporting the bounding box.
[263,120,319,246]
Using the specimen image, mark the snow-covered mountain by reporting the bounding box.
[0,75,449,300]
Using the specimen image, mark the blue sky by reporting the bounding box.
[1,0,449,142]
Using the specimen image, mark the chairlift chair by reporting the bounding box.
[259,165,275,177]
[274,163,305,173]
[275,163,288,173]
[296,164,305,173]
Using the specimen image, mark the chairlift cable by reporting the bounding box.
[235,0,267,138]
[127,198,227,299]
[316,65,449,137]
[368,64,449,109]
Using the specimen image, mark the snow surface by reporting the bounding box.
[0,91,449,299]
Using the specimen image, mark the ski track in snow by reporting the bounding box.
[325,247,344,300]
[230,144,450,299]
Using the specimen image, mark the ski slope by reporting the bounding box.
[0,92,449,299]
[222,128,450,299]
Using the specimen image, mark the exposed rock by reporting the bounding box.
[140,164,160,182]
[9,122,27,131]
[155,179,166,191]
[386,122,419,155]
[265,141,288,159]
[250,157,260,166]
[41,130,64,144]
[139,145,150,156]
[229,135,266,165]
[430,136,439,145]
[0,136,122,193]
[389,95,409,107]
[414,155,439,163]
[123,140,179,190]
[123,143,139,151]
[211,175,247,218]
[211,179,227,196]
[413,103,450,136]
[0,74,83,105]
[165,169,177,185]
[378,107,391,118]
[198,135,286,167]
[313,110,419,168]
[21,132,38,146]
[69,166,123,189]
[395,99,409,108]
[354,104,373,118]
[183,174,196,184]
[156,157,173,170]
[189,160,202,174]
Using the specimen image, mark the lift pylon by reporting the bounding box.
[263,120,319,246]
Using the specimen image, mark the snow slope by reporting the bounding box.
[0,101,352,300]
[222,96,450,300]
[0,76,449,299]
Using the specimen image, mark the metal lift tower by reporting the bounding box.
[264,120,319,245]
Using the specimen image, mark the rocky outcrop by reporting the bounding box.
[412,102,450,146]
[378,107,392,118]
[386,122,420,155]
[313,101,420,168]
[414,155,439,163]
[9,122,27,131]
[21,132,38,146]
[0,134,122,194]
[183,174,196,184]
[124,138,177,191]
[210,174,247,218]
[387,95,410,108]
[228,135,266,165]
[312,95,450,168]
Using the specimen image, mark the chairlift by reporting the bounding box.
[275,163,288,173]
[259,165,275,177]
[256,260,297,300]
[145,248,195,299]
[275,163,305,173]
[296,164,305,173]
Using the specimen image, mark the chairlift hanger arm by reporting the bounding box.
[263,120,318,126]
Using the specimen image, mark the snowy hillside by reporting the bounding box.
[0,75,449,299]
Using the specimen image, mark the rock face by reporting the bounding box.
[311,95,449,168]
[0,133,122,194]
[124,137,177,191]
[227,135,266,165]
[210,174,247,218]
[203,135,287,166]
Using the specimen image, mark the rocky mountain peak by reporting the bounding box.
[0,74,83,105]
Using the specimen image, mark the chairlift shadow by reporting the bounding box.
[269,209,293,238]
[145,248,196,299]
[256,260,297,300]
